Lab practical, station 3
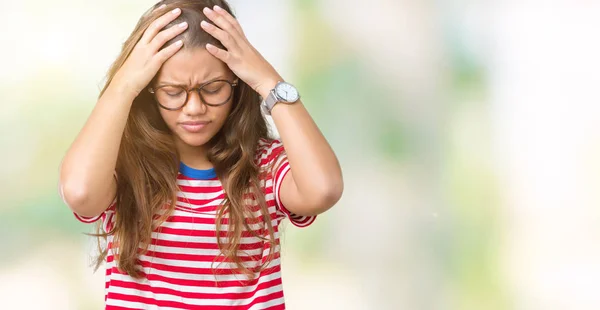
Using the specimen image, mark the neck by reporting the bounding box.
[175,138,213,169]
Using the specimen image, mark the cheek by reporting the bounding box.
[159,110,179,129]
[212,105,232,125]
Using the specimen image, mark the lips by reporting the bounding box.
[180,120,210,133]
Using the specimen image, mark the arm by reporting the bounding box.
[200,6,343,217]
[257,80,344,217]
[59,6,188,218]
[59,85,134,218]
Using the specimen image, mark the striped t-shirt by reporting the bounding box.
[73,139,316,309]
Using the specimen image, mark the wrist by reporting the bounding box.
[256,76,282,100]
[107,80,139,102]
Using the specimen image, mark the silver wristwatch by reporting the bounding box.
[261,81,301,115]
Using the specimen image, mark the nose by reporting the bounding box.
[182,90,208,116]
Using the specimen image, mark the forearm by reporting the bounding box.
[59,84,134,215]
[263,81,343,210]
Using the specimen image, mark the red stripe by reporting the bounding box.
[263,304,286,310]
[140,250,269,263]
[107,252,281,278]
[149,238,265,251]
[177,184,223,193]
[158,214,274,225]
[177,174,219,181]
[85,139,301,308]
[73,212,101,223]
[174,205,219,213]
[130,259,281,278]
[154,226,267,238]
[106,288,284,309]
[243,290,285,309]
[109,275,282,300]
[176,193,226,205]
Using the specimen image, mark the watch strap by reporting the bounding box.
[261,84,281,115]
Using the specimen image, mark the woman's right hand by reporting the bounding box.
[111,6,188,98]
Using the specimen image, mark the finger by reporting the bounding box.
[202,7,241,40]
[200,20,236,49]
[152,39,184,67]
[213,5,245,36]
[152,3,166,13]
[205,43,230,63]
[140,7,182,45]
[149,21,188,52]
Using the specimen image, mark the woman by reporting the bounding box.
[58,0,343,308]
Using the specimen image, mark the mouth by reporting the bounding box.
[179,121,210,133]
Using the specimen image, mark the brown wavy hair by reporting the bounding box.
[88,0,277,282]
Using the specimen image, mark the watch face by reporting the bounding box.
[275,82,299,102]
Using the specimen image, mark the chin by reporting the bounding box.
[178,133,213,147]
[170,126,212,146]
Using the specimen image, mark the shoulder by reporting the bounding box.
[255,138,285,168]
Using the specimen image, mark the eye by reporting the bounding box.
[203,85,223,94]
[202,81,227,94]
[161,86,185,97]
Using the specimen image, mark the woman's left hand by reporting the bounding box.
[201,5,282,98]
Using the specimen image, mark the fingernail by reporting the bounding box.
[179,21,187,28]
[172,8,181,14]
[175,40,183,46]
[203,7,212,13]
[158,4,166,10]
[214,5,222,11]
[201,20,209,27]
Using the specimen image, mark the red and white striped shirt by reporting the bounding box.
[73,139,316,309]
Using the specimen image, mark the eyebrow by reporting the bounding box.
[156,75,228,87]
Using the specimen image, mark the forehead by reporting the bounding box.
[156,47,231,84]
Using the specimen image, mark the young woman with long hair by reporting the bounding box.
[58,0,342,308]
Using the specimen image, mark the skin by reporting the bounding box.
[60,4,343,219]
[195,5,343,216]
[155,48,235,170]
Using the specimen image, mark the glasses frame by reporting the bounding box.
[148,78,239,111]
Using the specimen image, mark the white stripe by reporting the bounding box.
[74,213,101,223]
[158,217,279,231]
[102,211,115,233]
[273,154,287,173]
[137,254,271,270]
[146,244,265,257]
[274,163,291,210]
[174,199,222,209]
[112,260,252,282]
[177,190,224,201]
[96,139,293,307]
[176,179,222,187]
[228,282,284,306]
[264,178,274,187]
[158,206,280,226]
[105,299,181,310]
[176,185,275,201]
[256,141,282,161]
[249,297,286,310]
[149,232,266,245]
[170,204,279,220]
[108,284,284,307]
[106,259,254,282]
[105,234,282,253]
[167,206,219,216]
[106,259,281,284]
[108,265,283,294]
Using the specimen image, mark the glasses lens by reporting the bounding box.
[155,86,187,109]
[201,80,233,105]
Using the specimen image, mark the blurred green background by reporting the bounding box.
[2,1,600,309]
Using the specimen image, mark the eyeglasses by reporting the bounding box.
[148,79,238,111]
